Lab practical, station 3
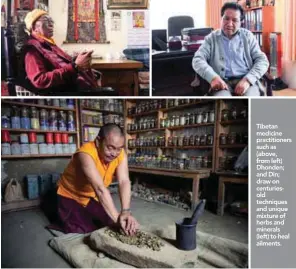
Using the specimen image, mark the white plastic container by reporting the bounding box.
[70,143,77,154]
[55,144,63,154]
[20,133,29,143]
[47,144,56,154]
[62,144,70,154]
[11,142,21,155]
[1,143,11,155]
[29,143,39,155]
[21,143,30,155]
[39,143,48,154]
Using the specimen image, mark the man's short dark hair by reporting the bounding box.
[221,2,245,21]
[98,123,124,140]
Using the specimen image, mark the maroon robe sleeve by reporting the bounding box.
[25,48,77,89]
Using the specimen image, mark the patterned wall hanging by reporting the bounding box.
[65,0,109,43]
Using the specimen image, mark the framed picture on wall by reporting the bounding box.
[107,0,148,10]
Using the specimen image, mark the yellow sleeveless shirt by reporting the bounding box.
[57,141,124,206]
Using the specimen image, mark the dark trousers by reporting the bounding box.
[57,195,114,234]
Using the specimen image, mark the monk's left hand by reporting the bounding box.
[234,78,251,96]
[118,212,139,236]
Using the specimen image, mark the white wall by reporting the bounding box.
[150,0,206,30]
[49,0,131,57]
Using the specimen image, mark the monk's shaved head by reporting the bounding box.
[97,123,124,140]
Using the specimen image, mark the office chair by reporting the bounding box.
[168,16,194,38]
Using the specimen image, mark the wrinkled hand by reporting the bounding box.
[118,212,139,236]
[75,50,93,71]
[210,76,229,91]
[234,78,250,96]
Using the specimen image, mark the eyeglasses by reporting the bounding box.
[222,16,241,24]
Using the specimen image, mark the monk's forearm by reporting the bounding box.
[94,187,119,223]
[118,180,131,211]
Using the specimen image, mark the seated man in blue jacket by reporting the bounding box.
[192,2,269,96]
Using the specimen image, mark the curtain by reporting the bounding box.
[275,0,296,61]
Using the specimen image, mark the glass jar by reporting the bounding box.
[39,109,48,130]
[202,156,209,168]
[11,106,21,129]
[178,135,184,147]
[58,111,67,131]
[172,136,178,146]
[219,133,227,145]
[202,111,208,123]
[175,115,180,126]
[183,135,189,146]
[67,111,75,131]
[21,107,30,129]
[174,99,179,107]
[200,134,207,145]
[240,106,247,119]
[221,109,230,122]
[30,107,39,130]
[206,134,213,145]
[160,118,166,128]
[230,107,237,120]
[180,114,185,126]
[195,156,202,169]
[178,159,185,170]
[168,136,173,146]
[209,110,215,123]
[228,132,237,144]
[194,135,201,145]
[189,113,195,125]
[219,156,227,170]
[189,135,195,146]
[196,112,203,124]
[170,116,175,127]
[49,110,57,131]
[185,113,190,125]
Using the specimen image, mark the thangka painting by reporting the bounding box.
[65,0,108,44]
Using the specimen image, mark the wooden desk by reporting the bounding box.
[91,59,143,96]
[129,166,211,210]
[217,172,248,216]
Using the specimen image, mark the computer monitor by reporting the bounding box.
[152,29,167,51]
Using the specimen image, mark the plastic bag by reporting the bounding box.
[4,178,24,202]
[234,146,248,172]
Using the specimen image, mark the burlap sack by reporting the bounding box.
[4,178,24,202]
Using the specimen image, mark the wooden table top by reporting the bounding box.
[129,166,211,178]
[91,59,143,69]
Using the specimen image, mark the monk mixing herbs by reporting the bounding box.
[56,123,139,236]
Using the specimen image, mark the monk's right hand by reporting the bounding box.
[210,76,229,91]
[75,51,93,70]
[118,212,139,236]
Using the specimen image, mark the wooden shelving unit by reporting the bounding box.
[1,99,81,160]
[79,100,125,144]
[214,100,248,173]
[125,99,217,171]
[244,5,275,57]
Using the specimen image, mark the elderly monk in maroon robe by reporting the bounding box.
[22,9,102,95]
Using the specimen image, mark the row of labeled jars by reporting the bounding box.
[11,99,75,108]
[2,142,77,156]
[160,111,215,128]
[127,100,166,115]
[127,118,157,131]
[168,133,213,147]
[221,107,247,121]
[167,99,198,108]
[82,113,123,126]
[128,154,212,170]
[82,99,124,113]
[2,107,75,131]
[128,137,165,148]
[219,132,248,145]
